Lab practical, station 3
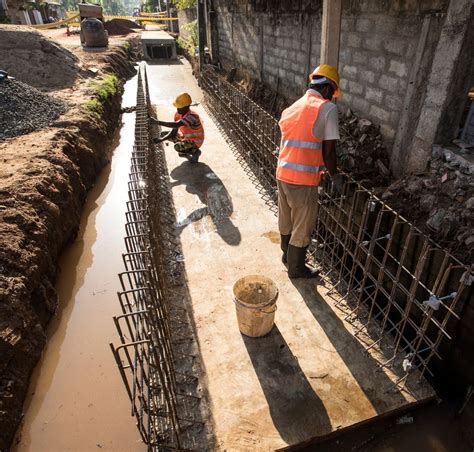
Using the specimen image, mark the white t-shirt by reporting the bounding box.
[308,89,340,141]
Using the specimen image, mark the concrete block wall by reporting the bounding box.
[337,14,420,142]
[337,1,447,145]
[213,0,448,147]
[177,8,197,42]
[215,1,322,100]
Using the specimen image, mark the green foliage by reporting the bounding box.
[182,19,197,45]
[96,74,119,102]
[84,98,104,119]
[141,0,165,13]
[0,13,10,23]
[177,19,197,55]
[83,75,119,119]
[175,0,196,10]
[176,36,193,54]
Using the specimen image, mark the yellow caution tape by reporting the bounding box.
[104,15,178,21]
[31,13,80,29]
[31,12,176,29]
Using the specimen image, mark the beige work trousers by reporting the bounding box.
[277,180,319,248]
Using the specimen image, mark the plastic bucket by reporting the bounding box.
[232,275,278,337]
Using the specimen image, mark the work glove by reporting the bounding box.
[331,174,344,195]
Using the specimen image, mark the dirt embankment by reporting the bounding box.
[0,27,137,450]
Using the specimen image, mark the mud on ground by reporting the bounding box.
[0,27,138,450]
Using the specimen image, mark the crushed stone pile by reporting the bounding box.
[0,78,66,139]
[104,19,141,36]
[0,25,81,89]
[377,146,474,263]
[338,108,391,186]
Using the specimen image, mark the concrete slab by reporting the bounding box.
[146,60,434,450]
[141,29,176,43]
[141,30,177,60]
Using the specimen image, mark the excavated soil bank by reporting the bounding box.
[0,25,84,90]
[0,32,136,450]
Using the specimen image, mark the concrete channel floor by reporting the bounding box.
[147,59,434,450]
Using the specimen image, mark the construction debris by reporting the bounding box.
[338,108,391,186]
[379,146,474,263]
[0,78,66,139]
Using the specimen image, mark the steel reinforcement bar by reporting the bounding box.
[110,66,203,450]
[201,67,473,392]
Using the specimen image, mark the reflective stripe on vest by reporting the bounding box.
[175,109,205,149]
[276,91,328,186]
[278,161,326,173]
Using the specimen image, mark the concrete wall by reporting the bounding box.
[215,1,322,101]
[212,0,449,149]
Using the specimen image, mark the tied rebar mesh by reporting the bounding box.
[201,67,473,392]
[110,66,204,450]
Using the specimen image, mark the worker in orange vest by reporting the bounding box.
[277,64,342,278]
[151,92,205,163]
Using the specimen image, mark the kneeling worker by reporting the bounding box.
[277,64,341,278]
[151,92,205,163]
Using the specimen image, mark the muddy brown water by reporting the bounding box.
[12,74,146,451]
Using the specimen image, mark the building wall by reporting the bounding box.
[212,0,447,148]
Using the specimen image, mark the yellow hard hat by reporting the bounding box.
[173,92,192,108]
[309,64,341,97]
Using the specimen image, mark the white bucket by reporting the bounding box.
[232,275,278,338]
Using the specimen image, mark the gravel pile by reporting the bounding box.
[0,77,66,140]
[338,108,391,187]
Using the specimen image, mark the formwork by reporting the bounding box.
[110,64,473,450]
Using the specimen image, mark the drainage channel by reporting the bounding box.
[13,74,145,451]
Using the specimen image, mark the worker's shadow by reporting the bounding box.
[290,278,408,413]
[169,161,241,246]
[242,327,331,444]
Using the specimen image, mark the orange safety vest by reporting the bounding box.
[276,91,327,186]
[174,109,205,148]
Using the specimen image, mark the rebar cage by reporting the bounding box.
[200,66,473,392]
[110,67,206,451]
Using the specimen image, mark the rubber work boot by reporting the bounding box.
[287,245,319,279]
[280,234,291,264]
